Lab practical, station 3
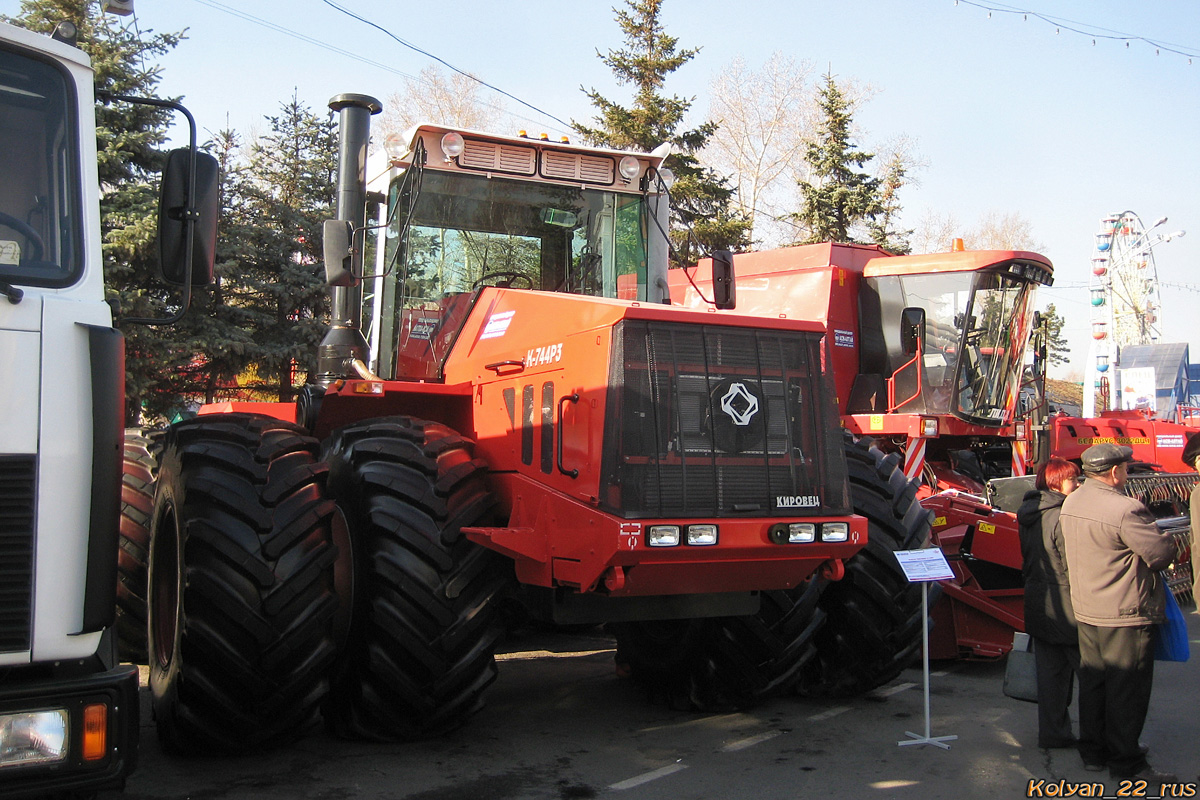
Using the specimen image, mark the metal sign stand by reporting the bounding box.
[894,549,958,750]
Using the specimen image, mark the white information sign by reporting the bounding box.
[894,548,954,583]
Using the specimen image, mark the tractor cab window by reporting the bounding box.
[0,45,81,287]
[889,269,1038,425]
[369,168,649,380]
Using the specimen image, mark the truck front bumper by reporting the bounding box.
[0,662,139,798]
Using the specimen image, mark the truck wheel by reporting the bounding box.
[799,435,933,697]
[116,428,160,664]
[322,417,513,740]
[611,578,827,711]
[147,414,341,753]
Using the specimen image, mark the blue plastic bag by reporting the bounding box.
[1153,589,1190,662]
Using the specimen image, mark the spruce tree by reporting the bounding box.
[793,72,883,245]
[1041,303,1070,367]
[237,97,337,401]
[4,0,186,423]
[574,0,749,263]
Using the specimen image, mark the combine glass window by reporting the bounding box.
[892,270,1037,425]
[0,45,81,287]
[369,169,648,380]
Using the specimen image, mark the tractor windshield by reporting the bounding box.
[0,45,82,287]
[898,269,1038,425]
[367,168,649,380]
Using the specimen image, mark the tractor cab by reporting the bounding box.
[859,251,1053,427]
[363,125,671,381]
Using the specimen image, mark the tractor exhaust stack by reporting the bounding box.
[317,92,382,387]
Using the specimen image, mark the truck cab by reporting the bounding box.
[0,20,137,797]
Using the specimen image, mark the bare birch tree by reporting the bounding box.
[376,64,515,147]
[703,52,815,248]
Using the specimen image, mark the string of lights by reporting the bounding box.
[954,0,1200,63]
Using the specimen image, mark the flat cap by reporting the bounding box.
[1080,442,1133,472]
[1182,432,1200,469]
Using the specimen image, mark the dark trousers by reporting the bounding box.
[1076,622,1154,777]
[1034,637,1079,747]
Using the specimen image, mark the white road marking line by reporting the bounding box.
[806,705,851,721]
[609,763,688,790]
[930,670,949,677]
[873,681,918,698]
[721,731,782,752]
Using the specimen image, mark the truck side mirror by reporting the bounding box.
[159,148,218,286]
[900,306,925,355]
[712,250,735,310]
[323,219,355,287]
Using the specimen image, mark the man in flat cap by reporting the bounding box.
[1060,443,1177,784]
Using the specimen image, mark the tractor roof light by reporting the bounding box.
[383,132,407,162]
[618,155,641,182]
[440,131,465,161]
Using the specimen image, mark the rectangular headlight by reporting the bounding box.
[687,524,718,545]
[821,522,849,543]
[648,525,681,547]
[0,709,69,769]
[789,523,816,543]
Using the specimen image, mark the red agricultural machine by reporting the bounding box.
[123,98,944,752]
[671,243,1195,660]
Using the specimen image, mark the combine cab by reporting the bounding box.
[139,100,937,751]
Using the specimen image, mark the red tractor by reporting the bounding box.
[136,98,936,752]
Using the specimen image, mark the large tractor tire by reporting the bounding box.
[799,435,934,697]
[322,417,513,741]
[611,577,827,711]
[116,428,161,664]
[147,414,341,754]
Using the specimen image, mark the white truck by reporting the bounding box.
[0,17,215,797]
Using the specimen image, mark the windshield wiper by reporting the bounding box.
[1,279,23,304]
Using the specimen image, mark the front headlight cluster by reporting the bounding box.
[0,709,68,769]
[767,521,849,545]
[647,524,718,547]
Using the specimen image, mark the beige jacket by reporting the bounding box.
[1060,478,1176,627]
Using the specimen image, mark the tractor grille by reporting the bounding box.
[600,321,850,518]
[0,455,35,653]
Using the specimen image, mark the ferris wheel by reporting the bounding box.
[1084,211,1183,415]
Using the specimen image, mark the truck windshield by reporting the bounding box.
[0,45,81,287]
[367,168,649,380]
[899,270,1037,425]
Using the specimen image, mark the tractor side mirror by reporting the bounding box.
[900,306,925,355]
[712,250,735,310]
[323,219,355,287]
[159,148,218,286]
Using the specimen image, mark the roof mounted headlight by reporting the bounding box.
[440,131,465,161]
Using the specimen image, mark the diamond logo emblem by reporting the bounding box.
[719,382,760,426]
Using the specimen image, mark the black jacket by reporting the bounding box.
[1016,488,1077,645]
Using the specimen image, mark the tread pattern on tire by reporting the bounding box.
[612,578,827,711]
[149,414,339,753]
[322,416,512,741]
[800,434,934,697]
[117,428,160,663]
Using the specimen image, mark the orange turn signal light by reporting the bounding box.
[82,703,107,761]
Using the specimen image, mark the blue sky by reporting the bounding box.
[6,0,1197,380]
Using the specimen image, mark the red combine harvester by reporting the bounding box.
[127,101,945,753]
[671,244,1195,660]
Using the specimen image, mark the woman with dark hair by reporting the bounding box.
[1016,456,1083,749]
